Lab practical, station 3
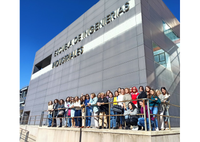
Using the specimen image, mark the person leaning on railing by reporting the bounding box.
[47,101,53,127]
[80,95,86,128]
[64,97,70,127]
[69,97,75,127]
[149,89,161,131]
[57,99,65,127]
[108,92,117,129]
[52,99,59,127]
[74,96,82,128]
[97,92,108,129]
[85,94,92,128]
[137,86,147,113]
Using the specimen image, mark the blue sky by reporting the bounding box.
[20,0,180,89]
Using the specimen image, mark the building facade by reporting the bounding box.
[24,0,180,126]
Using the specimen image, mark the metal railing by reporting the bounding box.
[19,128,29,142]
[20,98,180,131]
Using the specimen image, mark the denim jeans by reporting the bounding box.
[75,110,82,127]
[86,107,92,127]
[48,114,52,127]
[110,108,117,128]
[150,107,158,128]
[137,117,154,131]
[68,117,72,127]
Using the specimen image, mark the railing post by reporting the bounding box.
[143,100,147,131]
[24,131,29,142]
[84,106,86,128]
[46,115,48,126]
[109,103,110,129]
[39,111,44,127]
[52,111,55,127]
[167,108,171,130]
[147,99,152,131]
[34,116,36,125]
[20,129,23,140]
[29,116,31,125]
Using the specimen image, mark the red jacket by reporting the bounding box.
[130,87,139,105]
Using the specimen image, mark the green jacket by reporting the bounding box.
[89,97,98,113]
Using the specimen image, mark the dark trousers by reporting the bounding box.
[125,118,138,127]
[75,110,82,127]
[116,109,125,126]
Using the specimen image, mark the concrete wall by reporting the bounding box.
[140,0,180,126]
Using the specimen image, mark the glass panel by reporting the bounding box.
[163,21,180,47]
[152,41,171,70]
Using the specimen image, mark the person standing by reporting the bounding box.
[149,89,161,131]
[131,87,139,108]
[64,97,70,127]
[52,99,59,127]
[74,96,82,128]
[137,86,147,112]
[57,99,65,127]
[85,94,92,128]
[47,101,53,127]
[108,92,117,129]
[88,93,99,128]
[160,87,170,130]
[123,88,132,124]
[116,88,124,129]
[145,86,151,98]
[97,92,108,129]
[69,97,75,127]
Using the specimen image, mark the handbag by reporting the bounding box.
[58,110,64,116]
[113,105,123,113]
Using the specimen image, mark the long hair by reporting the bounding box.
[139,86,144,91]
[149,89,157,98]
[109,92,113,98]
[65,97,70,102]
[54,99,59,104]
[59,99,64,105]
[48,101,53,106]
[125,88,130,94]
[90,93,96,98]
[106,90,111,96]
[161,87,169,95]
[145,86,151,93]
[114,90,119,97]
[74,96,80,102]
[70,97,74,104]
[85,94,90,100]
[128,102,137,110]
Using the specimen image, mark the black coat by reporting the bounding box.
[97,97,108,114]
[53,103,59,117]
[137,91,147,110]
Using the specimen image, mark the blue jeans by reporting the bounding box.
[75,110,82,127]
[48,114,52,127]
[150,107,158,128]
[86,107,92,127]
[110,108,117,128]
[68,117,72,127]
[137,118,154,131]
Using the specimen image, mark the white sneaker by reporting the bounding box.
[132,127,138,131]
[156,128,159,131]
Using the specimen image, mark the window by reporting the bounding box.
[162,21,180,47]
[152,41,171,70]
[33,55,52,74]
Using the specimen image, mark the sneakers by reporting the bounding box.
[156,127,159,131]
[132,126,138,131]
[99,126,102,129]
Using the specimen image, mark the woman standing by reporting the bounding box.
[131,87,139,107]
[47,101,53,127]
[137,86,147,112]
[52,99,59,127]
[85,94,92,128]
[88,93,98,128]
[74,96,82,128]
[97,92,108,129]
[69,97,75,127]
[156,89,163,130]
[145,86,151,98]
[116,89,125,129]
[64,97,70,127]
[149,89,161,131]
[57,99,65,127]
[108,92,117,129]
[80,95,86,128]
[160,87,170,130]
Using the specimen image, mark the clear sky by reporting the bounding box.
[20,0,180,89]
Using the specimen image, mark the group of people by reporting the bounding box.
[47,86,170,131]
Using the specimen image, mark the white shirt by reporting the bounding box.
[117,94,124,107]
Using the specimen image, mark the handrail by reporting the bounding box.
[21,98,180,131]
[20,128,29,142]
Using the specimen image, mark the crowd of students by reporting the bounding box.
[47,86,170,131]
